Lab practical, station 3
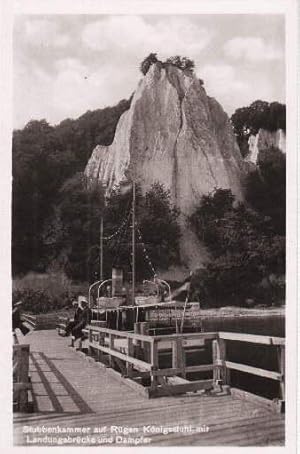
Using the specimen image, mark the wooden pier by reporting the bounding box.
[13,328,285,447]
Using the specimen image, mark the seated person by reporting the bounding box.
[12,301,30,336]
[71,298,92,341]
[65,300,83,336]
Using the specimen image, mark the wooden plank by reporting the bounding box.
[87,325,154,343]
[153,364,214,376]
[91,344,152,371]
[230,387,284,413]
[148,379,213,398]
[154,332,218,342]
[218,331,285,346]
[223,360,282,381]
[166,376,190,385]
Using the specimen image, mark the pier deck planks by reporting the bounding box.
[14,330,284,447]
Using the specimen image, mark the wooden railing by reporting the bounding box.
[85,325,285,410]
[13,343,32,412]
[22,313,36,329]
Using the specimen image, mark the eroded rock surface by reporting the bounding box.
[85,63,246,268]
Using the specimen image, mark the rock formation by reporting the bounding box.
[85,62,246,269]
[246,128,286,165]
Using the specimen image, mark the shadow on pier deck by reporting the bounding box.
[13,330,284,447]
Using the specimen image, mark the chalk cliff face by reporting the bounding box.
[246,128,286,165]
[85,63,246,268]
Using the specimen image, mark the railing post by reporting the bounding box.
[127,338,134,378]
[172,337,186,378]
[134,323,142,358]
[88,326,93,357]
[97,330,105,363]
[109,333,115,368]
[140,322,150,362]
[150,340,159,391]
[213,337,229,387]
[19,345,30,412]
[277,345,285,410]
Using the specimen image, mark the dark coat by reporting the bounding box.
[74,306,83,322]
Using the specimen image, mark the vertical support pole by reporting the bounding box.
[100,216,104,282]
[132,181,136,306]
[150,340,159,392]
[213,338,228,387]
[127,338,134,378]
[98,330,105,363]
[277,345,285,404]
[109,333,115,368]
[140,322,150,362]
[134,322,141,358]
[172,337,186,378]
[88,327,93,357]
[19,345,29,412]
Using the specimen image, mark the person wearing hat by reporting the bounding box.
[71,297,92,342]
[12,301,30,336]
[64,300,83,337]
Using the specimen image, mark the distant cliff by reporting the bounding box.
[85,62,246,268]
[246,128,286,164]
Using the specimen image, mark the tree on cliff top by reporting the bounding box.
[140,53,158,75]
[165,55,195,72]
[139,53,195,75]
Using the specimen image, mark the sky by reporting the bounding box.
[13,14,285,129]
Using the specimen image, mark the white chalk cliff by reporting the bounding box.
[85,63,246,268]
[246,128,286,165]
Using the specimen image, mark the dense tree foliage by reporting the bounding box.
[12,99,131,276]
[231,100,286,156]
[139,53,195,75]
[164,55,195,72]
[189,189,285,307]
[245,147,286,234]
[140,53,158,75]
[41,180,181,282]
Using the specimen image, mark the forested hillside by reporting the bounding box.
[12,99,131,276]
[12,94,286,309]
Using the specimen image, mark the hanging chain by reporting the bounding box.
[135,223,157,277]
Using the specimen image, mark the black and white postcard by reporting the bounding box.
[0,0,298,451]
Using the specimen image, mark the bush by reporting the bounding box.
[189,189,285,308]
[12,272,89,314]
